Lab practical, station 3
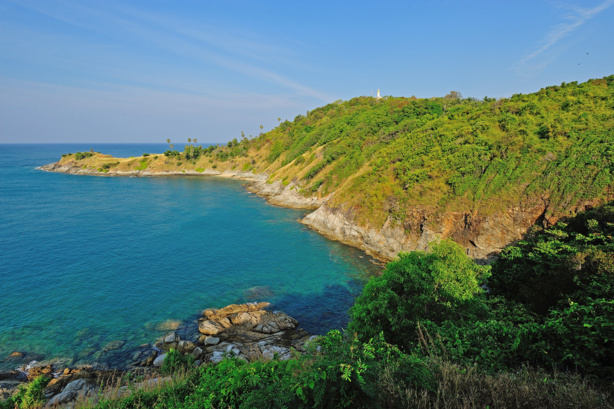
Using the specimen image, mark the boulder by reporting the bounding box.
[261,346,292,361]
[140,351,158,367]
[202,336,220,345]
[154,320,181,331]
[164,333,179,344]
[253,312,298,334]
[0,371,26,382]
[153,354,166,367]
[198,320,224,335]
[45,378,97,408]
[191,347,203,360]
[25,364,54,381]
[202,302,270,320]
[177,341,195,354]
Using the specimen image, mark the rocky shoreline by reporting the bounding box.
[39,158,584,263]
[0,302,314,408]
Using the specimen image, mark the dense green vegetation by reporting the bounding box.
[244,76,614,224]
[348,203,614,380]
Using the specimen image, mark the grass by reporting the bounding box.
[60,357,614,409]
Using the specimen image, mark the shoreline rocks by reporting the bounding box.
[1,302,312,407]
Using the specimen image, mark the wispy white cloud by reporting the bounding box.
[4,0,332,102]
[519,0,614,65]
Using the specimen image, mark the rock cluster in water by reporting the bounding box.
[0,302,312,408]
[151,302,311,367]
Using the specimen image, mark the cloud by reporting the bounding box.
[5,0,332,102]
[519,0,614,65]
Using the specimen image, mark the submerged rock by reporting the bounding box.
[154,320,182,331]
[244,286,274,300]
[102,340,125,353]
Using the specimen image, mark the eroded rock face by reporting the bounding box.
[301,199,602,262]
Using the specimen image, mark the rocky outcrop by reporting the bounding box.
[144,302,311,365]
[37,161,264,180]
[245,180,325,209]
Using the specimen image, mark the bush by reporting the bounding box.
[490,203,614,314]
[8,375,51,409]
[74,151,94,160]
[161,349,194,375]
[349,239,490,351]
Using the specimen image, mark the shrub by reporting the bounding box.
[10,375,51,409]
[349,239,490,351]
[74,151,94,160]
[161,349,194,375]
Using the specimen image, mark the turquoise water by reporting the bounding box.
[0,144,381,371]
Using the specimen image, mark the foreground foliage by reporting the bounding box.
[92,332,433,409]
[350,204,614,379]
[84,336,612,409]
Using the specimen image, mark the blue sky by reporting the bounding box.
[1,0,613,143]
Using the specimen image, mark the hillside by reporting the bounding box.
[44,75,614,261]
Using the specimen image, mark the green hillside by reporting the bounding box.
[57,75,614,231]
[247,76,614,224]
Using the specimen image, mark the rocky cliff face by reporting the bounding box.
[300,199,600,262]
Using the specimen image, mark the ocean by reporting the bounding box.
[0,144,381,371]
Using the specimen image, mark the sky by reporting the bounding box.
[0,0,613,144]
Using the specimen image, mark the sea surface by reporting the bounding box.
[0,144,381,371]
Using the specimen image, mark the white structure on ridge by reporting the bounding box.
[376,89,381,100]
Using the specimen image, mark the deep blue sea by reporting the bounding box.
[0,144,380,371]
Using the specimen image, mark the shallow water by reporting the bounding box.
[0,144,381,371]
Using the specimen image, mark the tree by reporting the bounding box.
[444,91,463,99]
[349,239,490,350]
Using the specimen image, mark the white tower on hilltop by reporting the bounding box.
[376,89,381,100]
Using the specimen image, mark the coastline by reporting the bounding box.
[37,158,580,264]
